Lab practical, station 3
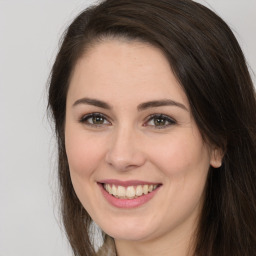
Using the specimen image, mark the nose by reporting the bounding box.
[105,126,146,171]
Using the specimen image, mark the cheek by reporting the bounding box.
[150,135,208,176]
[147,133,210,228]
[147,128,211,208]
[65,126,104,178]
[64,126,106,212]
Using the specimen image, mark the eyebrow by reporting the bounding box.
[72,98,112,109]
[137,99,188,112]
[72,97,188,112]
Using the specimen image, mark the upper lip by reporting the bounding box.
[98,179,162,187]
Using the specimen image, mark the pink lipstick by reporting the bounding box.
[98,180,162,209]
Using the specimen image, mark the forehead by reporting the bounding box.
[67,39,188,108]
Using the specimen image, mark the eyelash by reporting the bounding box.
[79,113,111,127]
[144,114,176,129]
[79,113,176,129]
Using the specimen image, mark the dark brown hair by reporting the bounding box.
[48,0,256,255]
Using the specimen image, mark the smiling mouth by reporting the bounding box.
[102,183,160,200]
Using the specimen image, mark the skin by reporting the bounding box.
[65,39,222,256]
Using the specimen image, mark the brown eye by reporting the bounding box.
[154,117,168,126]
[92,115,105,124]
[80,113,111,127]
[145,114,176,129]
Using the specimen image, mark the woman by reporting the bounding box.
[48,0,256,255]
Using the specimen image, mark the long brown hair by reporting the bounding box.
[48,0,256,255]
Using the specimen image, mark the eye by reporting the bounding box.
[79,113,111,127]
[144,114,176,129]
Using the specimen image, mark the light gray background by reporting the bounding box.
[0,1,255,255]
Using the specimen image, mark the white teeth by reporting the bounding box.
[143,185,149,195]
[112,185,117,196]
[104,184,159,199]
[117,186,126,198]
[107,184,112,194]
[126,186,136,198]
[135,185,143,196]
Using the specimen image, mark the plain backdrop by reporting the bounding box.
[0,1,255,255]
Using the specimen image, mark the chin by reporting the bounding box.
[98,216,158,242]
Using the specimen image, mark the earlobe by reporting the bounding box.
[210,148,223,168]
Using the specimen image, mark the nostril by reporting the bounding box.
[105,131,146,170]
[105,150,146,171]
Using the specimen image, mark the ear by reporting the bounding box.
[210,148,223,168]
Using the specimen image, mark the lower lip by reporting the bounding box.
[98,183,161,209]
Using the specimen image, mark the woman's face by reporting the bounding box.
[65,40,220,244]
